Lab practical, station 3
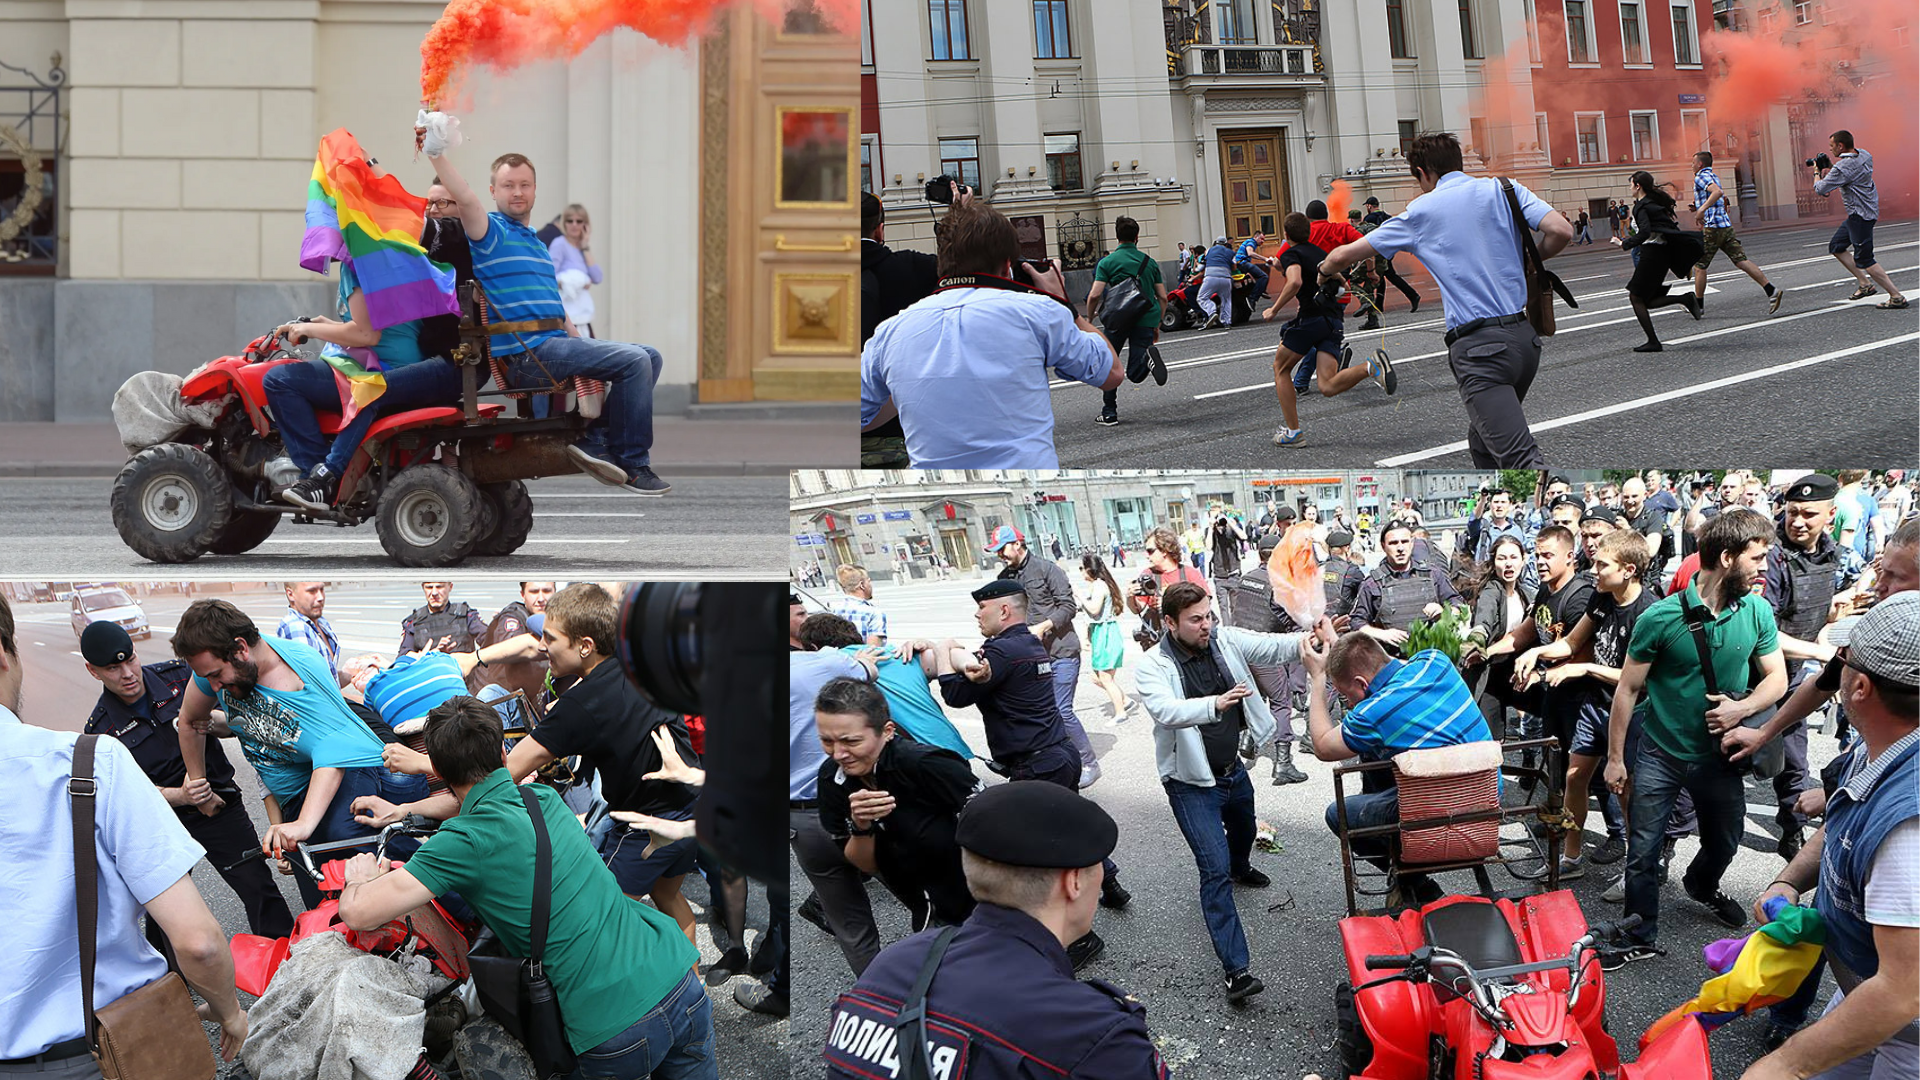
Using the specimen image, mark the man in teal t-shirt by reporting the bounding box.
[1086,214,1169,427]
[338,697,714,1076]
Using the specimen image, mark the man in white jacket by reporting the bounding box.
[1134,580,1327,1007]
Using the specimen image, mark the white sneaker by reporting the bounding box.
[1272,426,1305,446]
[1603,874,1626,902]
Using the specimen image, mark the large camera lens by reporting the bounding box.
[617,583,702,715]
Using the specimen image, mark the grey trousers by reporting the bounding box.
[790,806,882,976]
[1446,320,1545,467]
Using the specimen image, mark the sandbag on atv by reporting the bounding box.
[240,931,452,1080]
[111,369,233,454]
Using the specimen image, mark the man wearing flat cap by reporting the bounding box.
[1754,472,1860,863]
[80,621,294,959]
[823,782,1168,1080]
[1744,592,1920,1080]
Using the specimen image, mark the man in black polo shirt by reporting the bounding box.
[815,677,979,928]
[861,191,940,466]
[80,621,294,948]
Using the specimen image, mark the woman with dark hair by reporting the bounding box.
[1078,553,1134,720]
[1611,170,1705,353]
[1459,534,1536,737]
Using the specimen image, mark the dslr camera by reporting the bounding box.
[926,174,972,203]
[1804,152,1832,171]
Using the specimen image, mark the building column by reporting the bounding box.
[1321,0,1402,178]
[1423,0,1479,165]
[977,3,1050,200]
[871,0,942,249]
[1081,0,1171,206]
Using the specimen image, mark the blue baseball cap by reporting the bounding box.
[983,525,1025,553]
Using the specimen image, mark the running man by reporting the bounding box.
[1690,151,1783,315]
[1262,212,1393,447]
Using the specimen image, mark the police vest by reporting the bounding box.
[407,602,477,652]
[1323,555,1357,616]
[1229,567,1280,632]
[1370,564,1439,631]
[1774,541,1837,640]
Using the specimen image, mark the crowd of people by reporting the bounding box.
[792,468,1918,1078]
[860,126,1900,468]
[0,580,772,1079]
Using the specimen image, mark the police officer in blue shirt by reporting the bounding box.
[80,622,295,954]
[823,781,1167,1080]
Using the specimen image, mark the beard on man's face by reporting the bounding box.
[224,657,261,699]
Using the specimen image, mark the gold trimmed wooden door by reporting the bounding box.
[1218,129,1287,240]
[699,1,860,402]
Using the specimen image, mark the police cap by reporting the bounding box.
[1581,506,1620,526]
[1257,531,1282,556]
[1550,494,1587,513]
[956,781,1118,867]
[971,579,1027,604]
[1326,530,1355,548]
[80,621,135,667]
[1783,473,1838,504]
[1270,504,1297,523]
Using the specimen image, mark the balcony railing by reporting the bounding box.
[1182,45,1314,77]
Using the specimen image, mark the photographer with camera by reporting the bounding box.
[1601,509,1788,968]
[1085,215,1169,427]
[1811,130,1908,309]
[860,201,1122,468]
[1127,526,1214,648]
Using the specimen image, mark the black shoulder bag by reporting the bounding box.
[468,786,576,1077]
[1682,601,1785,779]
[1099,249,1152,335]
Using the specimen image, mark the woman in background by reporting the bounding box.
[549,202,603,337]
[1077,553,1134,721]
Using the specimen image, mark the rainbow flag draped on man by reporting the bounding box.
[299,128,459,421]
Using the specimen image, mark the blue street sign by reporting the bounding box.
[856,513,877,524]
[1678,93,1705,103]
[883,510,913,521]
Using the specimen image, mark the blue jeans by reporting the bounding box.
[505,336,663,473]
[1624,743,1746,945]
[281,764,432,910]
[264,357,464,477]
[1165,766,1257,975]
[1049,656,1096,769]
[567,969,716,1080]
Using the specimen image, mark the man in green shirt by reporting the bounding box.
[339,697,713,1077]
[1086,215,1169,427]
[1601,508,1788,968]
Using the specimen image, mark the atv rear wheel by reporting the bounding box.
[110,443,233,563]
[472,480,534,557]
[1335,980,1373,1080]
[451,1017,538,1080]
[208,509,282,555]
[1160,303,1187,333]
[375,464,482,567]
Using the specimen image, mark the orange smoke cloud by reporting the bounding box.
[420,0,859,106]
[1327,179,1352,223]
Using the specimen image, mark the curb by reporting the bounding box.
[1,463,804,479]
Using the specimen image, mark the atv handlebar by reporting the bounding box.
[1365,952,1418,970]
[222,815,438,880]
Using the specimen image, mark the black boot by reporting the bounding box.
[1271,740,1308,785]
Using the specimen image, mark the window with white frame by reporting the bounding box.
[861,0,873,66]
[1759,4,1778,30]
[1536,112,1551,155]
[1680,108,1707,154]
[860,136,878,193]
[1672,1,1699,64]
[1525,0,1542,60]
[1044,133,1082,191]
[1630,111,1659,160]
[1619,1,1649,63]
[1794,1,1812,23]
[1576,112,1606,163]
[1220,0,1259,44]
[1565,0,1598,63]
[939,137,981,190]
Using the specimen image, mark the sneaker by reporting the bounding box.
[1201,313,1223,330]
[1079,760,1102,790]
[1066,931,1105,972]
[1602,874,1626,902]
[620,466,672,496]
[1095,408,1120,426]
[1597,942,1666,971]
[1685,883,1746,929]
[1149,345,1168,385]
[1231,866,1272,888]
[1686,294,1704,320]
[1367,350,1397,394]
[1592,835,1627,865]
[1768,287,1785,315]
[1100,877,1133,910]
[1272,426,1305,446]
[1556,855,1587,881]
[733,981,789,1017]
[281,468,339,512]
[1225,970,1265,1004]
[566,442,628,486]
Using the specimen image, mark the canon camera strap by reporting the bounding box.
[936,272,1078,316]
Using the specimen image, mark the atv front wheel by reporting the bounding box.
[1160,304,1187,333]
[208,509,282,555]
[375,464,482,567]
[1335,980,1374,1080]
[451,1017,538,1080]
[472,480,534,557]
[110,443,234,563]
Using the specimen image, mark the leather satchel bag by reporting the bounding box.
[72,735,219,1080]
[1498,177,1578,337]
[467,785,576,1078]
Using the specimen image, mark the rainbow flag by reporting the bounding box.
[1640,898,1826,1049]
[300,128,458,420]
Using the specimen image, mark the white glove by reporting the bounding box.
[415,109,463,158]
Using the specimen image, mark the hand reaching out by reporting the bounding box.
[641,726,705,786]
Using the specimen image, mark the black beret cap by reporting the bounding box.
[1257,531,1282,555]
[1270,504,1297,522]
[80,621,135,667]
[956,781,1118,867]
[1326,530,1355,548]
[1783,473,1839,503]
[1581,506,1620,526]
[971,579,1027,603]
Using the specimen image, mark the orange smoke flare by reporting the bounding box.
[1326,179,1352,224]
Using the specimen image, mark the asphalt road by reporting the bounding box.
[0,475,785,576]
[11,584,785,1078]
[790,575,1841,1079]
[1053,217,1920,467]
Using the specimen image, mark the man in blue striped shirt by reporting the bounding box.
[1301,631,1492,903]
[419,128,671,494]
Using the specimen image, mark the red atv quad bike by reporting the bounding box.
[1330,738,1715,1080]
[1161,265,1262,331]
[110,282,605,567]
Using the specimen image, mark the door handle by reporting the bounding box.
[774,234,856,253]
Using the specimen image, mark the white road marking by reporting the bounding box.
[1375,332,1920,465]
[532,512,649,518]
[253,538,634,545]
